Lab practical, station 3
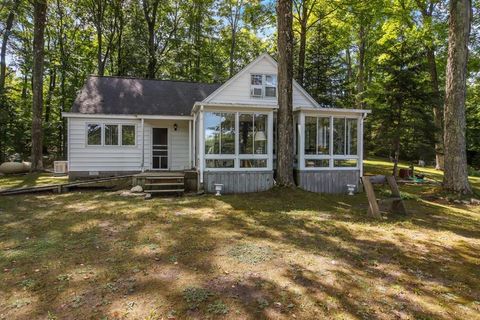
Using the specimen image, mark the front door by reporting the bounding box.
[152,128,168,169]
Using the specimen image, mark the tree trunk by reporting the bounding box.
[97,24,105,76]
[443,0,472,195]
[295,0,308,86]
[143,0,160,79]
[276,0,295,187]
[0,0,20,93]
[229,28,237,78]
[45,67,56,123]
[356,25,366,109]
[31,0,47,171]
[425,47,445,170]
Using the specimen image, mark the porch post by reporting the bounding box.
[141,117,145,172]
[193,113,196,168]
[299,112,305,170]
[188,120,192,169]
[268,110,274,170]
[359,114,365,177]
[199,106,204,183]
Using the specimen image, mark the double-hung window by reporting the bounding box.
[250,74,277,98]
[303,116,359,168]
[204,111,271,170]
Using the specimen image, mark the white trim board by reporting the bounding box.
[62,112,193,121]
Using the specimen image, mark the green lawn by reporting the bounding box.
[0,159,479,319]
[0,173,68,191]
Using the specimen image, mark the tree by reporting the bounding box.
[142,0,182,79]
[443,0,472,194]
[415,0,446,170]
[0,0,21,93]
[276,0,295,187]
[31,0,47,171]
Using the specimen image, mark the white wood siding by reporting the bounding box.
[144,120,190,170]
[205,55,317,108]
[68,117,191,172]
[68,117,143,172]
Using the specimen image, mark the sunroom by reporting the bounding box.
[193,103,276,194]
[193,103,369,194]
[294,107,370,193]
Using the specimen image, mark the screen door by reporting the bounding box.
[152,128,168,169]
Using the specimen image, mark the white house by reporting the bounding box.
[62,53,370,194]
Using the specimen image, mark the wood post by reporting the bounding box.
[362,175,407,218]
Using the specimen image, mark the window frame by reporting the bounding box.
[301,114,360,171]
[203,110,272,172]
[121,124,137,147]
[86,123,103,146]
[85,123,137,147]
[250,74,277,99]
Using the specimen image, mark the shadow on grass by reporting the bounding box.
[0,188,479,319]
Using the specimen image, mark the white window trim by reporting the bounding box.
[121,124,137,147]
[85,123,103,147]
[85,123,137,147]
[250,74,277,99]
[301,113,362,171]
[203,110,273,171]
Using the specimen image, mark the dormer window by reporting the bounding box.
[250,74,277,98]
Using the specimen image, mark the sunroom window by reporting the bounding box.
[204,112,236,169]
[204,111,270,170]
[303,116,359,169]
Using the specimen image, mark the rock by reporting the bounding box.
[22,162,31,170]
[471,198,480,205]
[453,200,461,204]
[0,162,29,174]
[130,185,143,193]
[144,193,152,200]
[461,200,470,205]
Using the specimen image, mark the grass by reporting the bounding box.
[0,159,479,319]
[364,157,480,195]
[0,173,68,191]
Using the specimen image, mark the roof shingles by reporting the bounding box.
[71,76,221,116]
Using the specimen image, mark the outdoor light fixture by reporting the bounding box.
[346,184,356,196]
[173,123,178,131]
[214,183,224,196]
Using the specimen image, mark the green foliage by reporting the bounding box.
[0,0,479,165]
[207,300,229,315]
[227,243,274,264]
[183,287,213,309]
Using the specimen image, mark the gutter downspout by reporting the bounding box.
[141,117,145,172]
[359,112,368,177]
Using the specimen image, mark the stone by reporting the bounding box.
[453,200,461,204]
[461,200,470,205]
[130,185,143,193]
[471,198,480,205]
[144,193,152,200]
[0,162,28,174]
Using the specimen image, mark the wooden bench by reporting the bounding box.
[361,175,407,218]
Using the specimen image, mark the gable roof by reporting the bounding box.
[72,76,221,116]
[203,53,321,108]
